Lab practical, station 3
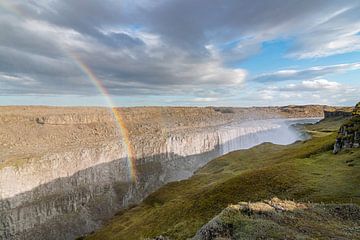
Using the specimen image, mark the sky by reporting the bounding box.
[0,0,359,107]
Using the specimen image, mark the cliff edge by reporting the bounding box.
[333,102,360,153]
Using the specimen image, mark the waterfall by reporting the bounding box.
[218,118,319,155]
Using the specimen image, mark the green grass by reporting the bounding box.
[86,118,360,240]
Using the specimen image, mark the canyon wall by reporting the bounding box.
[333,102,360,153]
[0,106,326,239]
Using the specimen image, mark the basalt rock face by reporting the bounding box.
[0,106,327,239]
[324,110,353,118]
[333,102,360,153]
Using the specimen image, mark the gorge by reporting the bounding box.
[0,105,343,239]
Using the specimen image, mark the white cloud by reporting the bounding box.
[252,79,358,107]
[279,79,342,91]
[191,97,219,102]
[259,89,274,100]
[254,62,360,82]
[301,79,341,90]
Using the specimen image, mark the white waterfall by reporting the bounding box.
[218,118,319,155]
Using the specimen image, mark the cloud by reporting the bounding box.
[0,0,359,102]
[136,0,360,61]
[251,86,356,106]
[286,5,360,59]
[191,97,219,103]
[253,63,360,82]
[279,79,342,91]
[251,78,357,106]
[0,10,247,96]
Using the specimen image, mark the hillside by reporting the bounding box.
[85,116,360,240]
[192,198,360,240]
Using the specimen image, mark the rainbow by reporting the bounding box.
[70,53,138,183]
[0,0,22,16]
[0,0,138,182]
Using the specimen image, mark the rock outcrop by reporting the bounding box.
[192,198,360,240]
[324,110,353,118]
[0,105,336,239]
[353,102,360,115]
[333,102,360,153]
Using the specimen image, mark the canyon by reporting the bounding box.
[0,105,346,239]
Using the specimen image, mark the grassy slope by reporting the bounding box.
[86,117,360,240]
[198,199,360,239]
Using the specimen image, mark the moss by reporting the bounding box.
[86,119,360,240]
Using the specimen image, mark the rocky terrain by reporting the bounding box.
[0,105,349,239]
[333,102,360,153]
[192,198,360,240]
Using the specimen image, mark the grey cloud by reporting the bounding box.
[0,15,64,58]
[102,32,144,48]
[18,0,125,37]
[0,46,80,77]
[140,0,357,60]
[18,0,359,58]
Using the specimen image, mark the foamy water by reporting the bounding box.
[218,118,320,155]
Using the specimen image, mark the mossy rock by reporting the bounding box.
[353,102,360,116]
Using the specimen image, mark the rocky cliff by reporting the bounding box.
[324,110,353,118]
[333,102,360,153]
[0,105,337,239]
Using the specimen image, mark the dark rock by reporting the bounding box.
[324,110,352,118]
[333,102,360,153]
